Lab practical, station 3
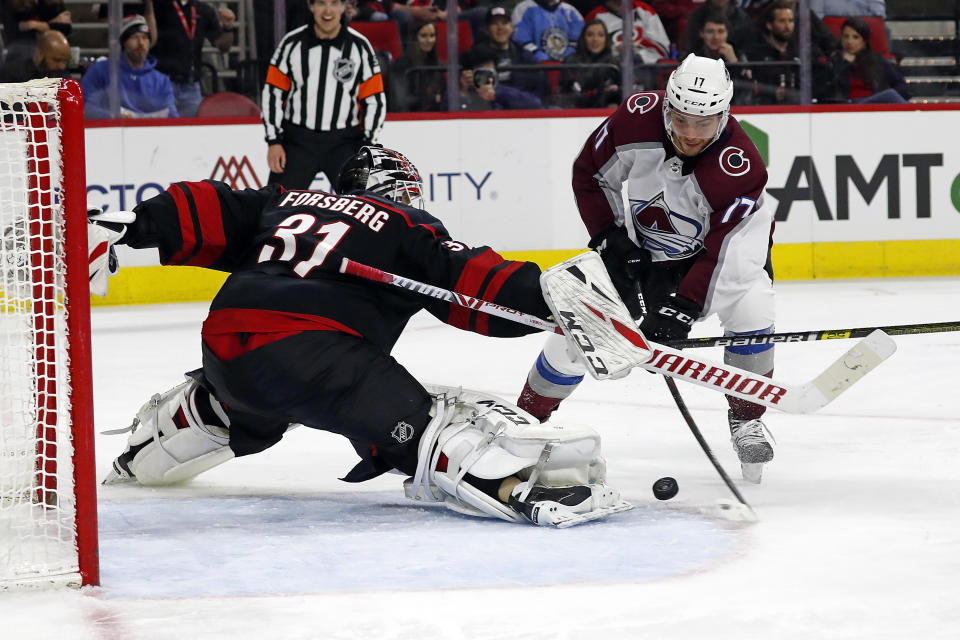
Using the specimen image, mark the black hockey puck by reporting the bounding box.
[652,477,679,501]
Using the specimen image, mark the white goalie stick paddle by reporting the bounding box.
[335,250,896,414]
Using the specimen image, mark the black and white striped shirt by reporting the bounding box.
[261,24,385,144]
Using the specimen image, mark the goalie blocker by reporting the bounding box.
[102,381,631,528]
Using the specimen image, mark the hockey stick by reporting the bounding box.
[338,257,565,335]
[668,320,960,349]
[663,376,757,522]
[335,254,896,414]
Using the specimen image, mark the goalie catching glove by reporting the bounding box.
[88,209,135,296]
[404,385,632,528]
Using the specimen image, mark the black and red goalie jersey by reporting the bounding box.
[122,179,551,353]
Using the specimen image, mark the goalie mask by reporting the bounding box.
[336,146,424,208]
[663,54,733,157]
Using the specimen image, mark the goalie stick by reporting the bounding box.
[342,251,651,380]
[334,252,895,414]
[668,320,960,349]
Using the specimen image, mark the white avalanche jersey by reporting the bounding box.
[574,90,774,318]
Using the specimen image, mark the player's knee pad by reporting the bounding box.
[103,378,234,486]
[404,385,614,524]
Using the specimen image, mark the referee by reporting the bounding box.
[261,0,386,190]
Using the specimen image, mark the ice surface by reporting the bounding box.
[6,277,960,639]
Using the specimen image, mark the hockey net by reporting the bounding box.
[0,79,98,588]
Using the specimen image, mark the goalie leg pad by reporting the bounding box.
[102,378,234,486]
[404,385,629,526]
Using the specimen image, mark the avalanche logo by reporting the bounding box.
[631,191,703,258]
[719,146,751,177]
[626,92,659,114]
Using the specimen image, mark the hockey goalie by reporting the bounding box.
[91,146,645,528]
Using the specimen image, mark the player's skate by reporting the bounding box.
[728,411,774,484]
[102,377,233,486]
[404,385,632,528]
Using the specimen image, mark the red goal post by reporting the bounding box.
[0,79,98,588]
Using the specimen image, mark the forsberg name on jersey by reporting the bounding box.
[277,190,390,232]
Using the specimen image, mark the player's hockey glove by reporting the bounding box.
[639,295,701,344]
[88,208,135,296]
[588,226,649,319]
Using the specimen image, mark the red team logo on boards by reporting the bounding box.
[210,156,263,189]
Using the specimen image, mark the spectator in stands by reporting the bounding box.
[512,0,584,62]
[826,16,907,103]
[809,0,886,18]
[355,0,438,42]
[647,0,697,49]
[1,0,72,63]
[693,10,741,64]
[560,18,620,108]
[685,0,754,54]
[146,0,236,117]
[389,20,445,112]
[742,0,840,54]
[358,1,487,44]
[0,28,70,82]
[81,15,179,119]
[464,6,548,100]
[457,44,543,110]
[584,0,669,64]
[744,0,832,104]
[692,11,756,105]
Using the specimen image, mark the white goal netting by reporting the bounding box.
[0,79,87,588]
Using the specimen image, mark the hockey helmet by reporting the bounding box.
[336,146,424,208]
[663,54,733,150]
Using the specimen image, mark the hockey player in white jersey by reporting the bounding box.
[517,53,777,482]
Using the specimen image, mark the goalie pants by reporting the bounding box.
[198,329,431,475]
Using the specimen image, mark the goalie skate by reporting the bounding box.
[508,482,633,528]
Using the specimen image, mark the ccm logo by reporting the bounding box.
[559,310,609,375]
[658,305,694,325]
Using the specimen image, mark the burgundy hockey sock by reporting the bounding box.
[517,380,564,422]
[726,369,773,420]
